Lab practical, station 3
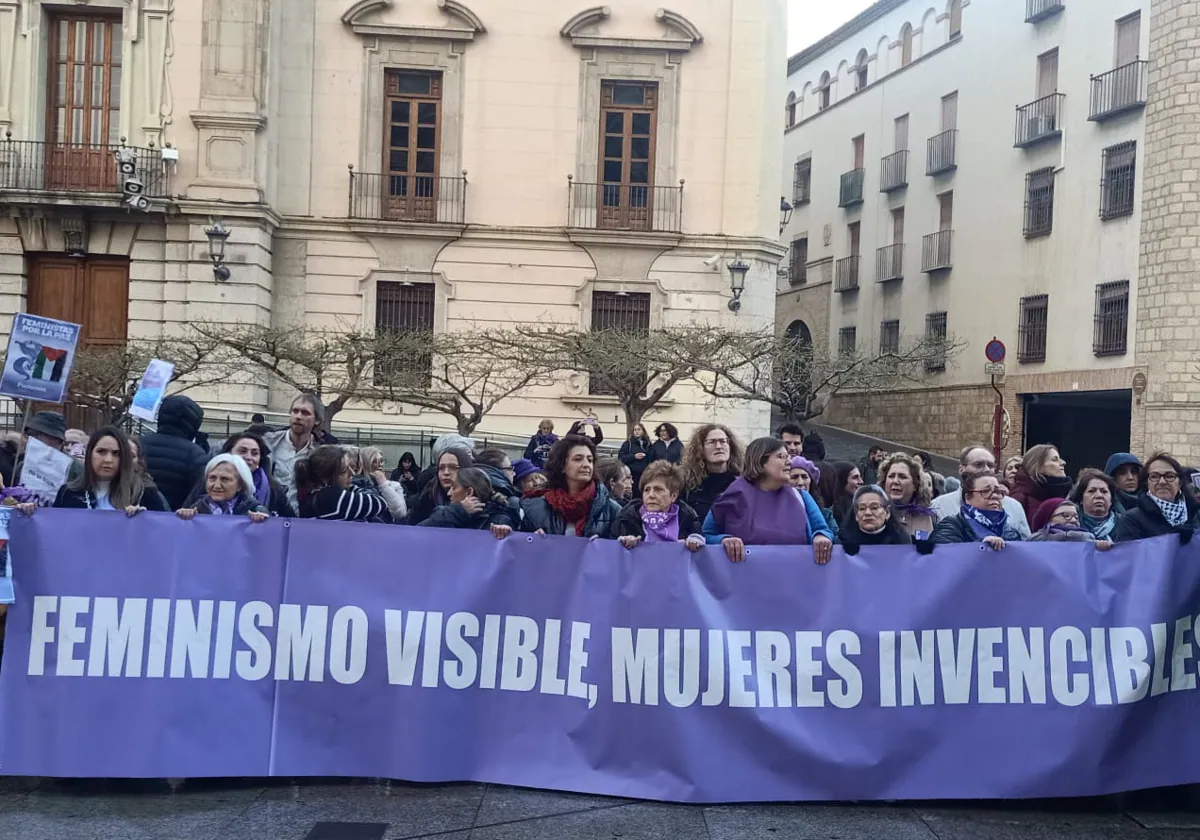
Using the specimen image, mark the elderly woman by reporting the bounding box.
[1028,497,1113,550]
[524,419,559,469]
[1002,456,1023,488]
[931,472,1023,550]
[19,426,169,516]
[837,485,914,551]
[521,434,622,537]
[878,452,938,540]
[1114,452,1200,542]
[512,459,546,496]
[650,422,684,465]
[680,424,742,522]
[184,431,295,518]
[296,445,390,522]
[1104,453,1143,513]
[176,454,270,521]
[408,444,473,525]
[595,457,634,505]
[611,461,705,551]
[1008,444,1073,523]
[1069,468,1119,541]
[418,466,516,537]
[703,437,834,564]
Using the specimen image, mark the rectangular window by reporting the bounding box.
[1037,49,1059,98]
[852,134,865,168]
[879,319,900,355]
[793,157,812,204]
[598,81,658,231]
[48,15,123,147]
[1018,294,1049,363]
[789,237,808,285]
[941,92,958,131]
[925,312,948,371]
[383,70,442,222]
[1093,280,1130,357]
[1024,167,1055,237]
[590,290,651,395]
[1101,141,1136,220]
[1115,12,1141,67]
[894,114,909,152]
[838,326,857,357]
[375,281,436,385]
[848,221,861,256]
[938,191,954,230]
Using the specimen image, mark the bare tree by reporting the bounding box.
[68,334,225,424]
[698,331,966,423]
[371,328,558,435]
[517,325,773,437]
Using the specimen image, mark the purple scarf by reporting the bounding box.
[641,505,681,543]
[710,476,809,545]
[203,496,237,516]
[252,468,271,507]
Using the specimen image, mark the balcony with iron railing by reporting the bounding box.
[348,167,467,224]
[879,150,908,193]
[567,176,684,233]
[1089,60,1148,121]
[0,136,171,203]
[922,230,953,272]
[839,168,865,208]
[926,129,957,176]
[1014,93,1064,148]
[876,243,903,282]
[834,255,860,292]
[1025,0,1064,23]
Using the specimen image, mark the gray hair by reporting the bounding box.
[433,433,476,460]
[852,484,890,509]
[292,392,326,426]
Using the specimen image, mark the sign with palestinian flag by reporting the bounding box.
[0,313,81,403]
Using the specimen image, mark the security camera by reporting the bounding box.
[702,254,722,270]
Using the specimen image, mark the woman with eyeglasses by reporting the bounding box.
[680,424,742,522]
[837,485,913,553]
[1113,452,1200,542]
[931,471,1023,550]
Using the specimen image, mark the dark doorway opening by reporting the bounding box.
[1021,389,1131,476]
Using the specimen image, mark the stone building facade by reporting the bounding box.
[0,0,787,439]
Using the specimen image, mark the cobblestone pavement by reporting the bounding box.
[1,778,1199,840]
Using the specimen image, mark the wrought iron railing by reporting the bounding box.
[876,243,903,282]
[839,168,865,207]
[834,255,860,292]
[922,230,953,272]
[926,129,957,175]
[1089,60,1148,121]
[1025,0,1064,23]
[1093,281,1129,357]
[348,168,467,224]
[1014,93,1064,148]
[880,150,908,192]
[567,177,684,233]
[0,138,170,197]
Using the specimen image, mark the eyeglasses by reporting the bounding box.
[705,439,729,447]
[1148,472,1180,484]
[969,487,1005,498]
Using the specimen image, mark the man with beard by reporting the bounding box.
[265,393,324,509]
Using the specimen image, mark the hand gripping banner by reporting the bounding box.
[2,510,1199,803]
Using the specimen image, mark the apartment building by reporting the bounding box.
[0,0,786,438]
[778,0,1155,468]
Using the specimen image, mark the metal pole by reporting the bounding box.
[991,375,1004,464]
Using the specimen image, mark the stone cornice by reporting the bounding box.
[189,110,267,131]
[561,5,698,52]
[342,0,485,41]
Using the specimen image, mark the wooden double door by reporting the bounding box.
[26,255,129,346]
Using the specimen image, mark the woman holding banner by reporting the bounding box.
[520,434,622,538]
[1113,452,1200,542]
[175,455,270,521]
[17,426,169,516]
[702,437,834,564]
[930,472,1022,550]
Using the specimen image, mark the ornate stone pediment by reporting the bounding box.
[560,5,702,51]
[341,0,486,41]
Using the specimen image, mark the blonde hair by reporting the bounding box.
[360,446,385,474]
[877,451,932,505]
[1021,444,1059,484]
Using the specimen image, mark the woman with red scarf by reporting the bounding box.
[519,434,621,537]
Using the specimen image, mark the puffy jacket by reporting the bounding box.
[610,499,702,540]
[478,463,522,523]
[417,498,517,530]
[1114,492,1200,542]
[931,513,1024,544]
[53,484,170,511]
[519,483,622,538]
[189,493,269,516]
[141,396,210,510]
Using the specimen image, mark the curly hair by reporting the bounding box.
[876,451,931,506]
[680,424,743,490]
[543,434,597,491]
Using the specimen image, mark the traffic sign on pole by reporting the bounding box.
[985,339,1006,364]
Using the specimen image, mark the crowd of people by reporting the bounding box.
[0,393,1192,566]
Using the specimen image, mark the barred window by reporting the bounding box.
[1018,294,1049,363]
[1093,280,1130,356]
[789,237,808,286]
[1100,141,1136,221]
[838,326,857,357]
[590,291,651,395]
[925,311,947,372]
[879,319,900,355]
[793,157,812,205]
[1024,168,1055,238]
[375,281,435,385]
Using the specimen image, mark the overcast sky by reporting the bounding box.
[788,0,876,54]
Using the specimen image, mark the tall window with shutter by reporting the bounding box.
[598,82,658,231]
[589,291,651,395]
[375,282,436,386]
[1018,294,1049,363]
[383,71,442,222]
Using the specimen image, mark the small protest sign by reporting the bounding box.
[20,437,73,506]
[129,358,175,422]
[0,314,81,403]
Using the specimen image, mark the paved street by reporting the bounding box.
[1,777,1198,840]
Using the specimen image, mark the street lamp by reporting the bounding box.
[727,255,750,312]
[204,218,231,282]
[779,197,793,234]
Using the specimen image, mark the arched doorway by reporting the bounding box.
[780,320,814,420]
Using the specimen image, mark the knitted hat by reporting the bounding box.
[512,458,541,483]
[1032,497,1071,532]
[1104,452,1141,477]
[789,456,820,485]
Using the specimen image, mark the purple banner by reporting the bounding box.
[2,510,1200,802]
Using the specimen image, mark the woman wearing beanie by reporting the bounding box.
[1104,452,1143,513]
[1028,497,1112,549]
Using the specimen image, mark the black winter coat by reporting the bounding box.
[53,484,170,511]
[519,483,622,538]
[649,439,683,465]
[408,479,447,526]
[189,493,268,516]
[183,473,295,518]
[618,438,652,491]
[1113,492,1200,542]
[417,498,517,530]
[682,470,737,524]
[610,500,702,540]
[478,464,522,523]
[931,513,1024,544]
[141,395,209,510]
